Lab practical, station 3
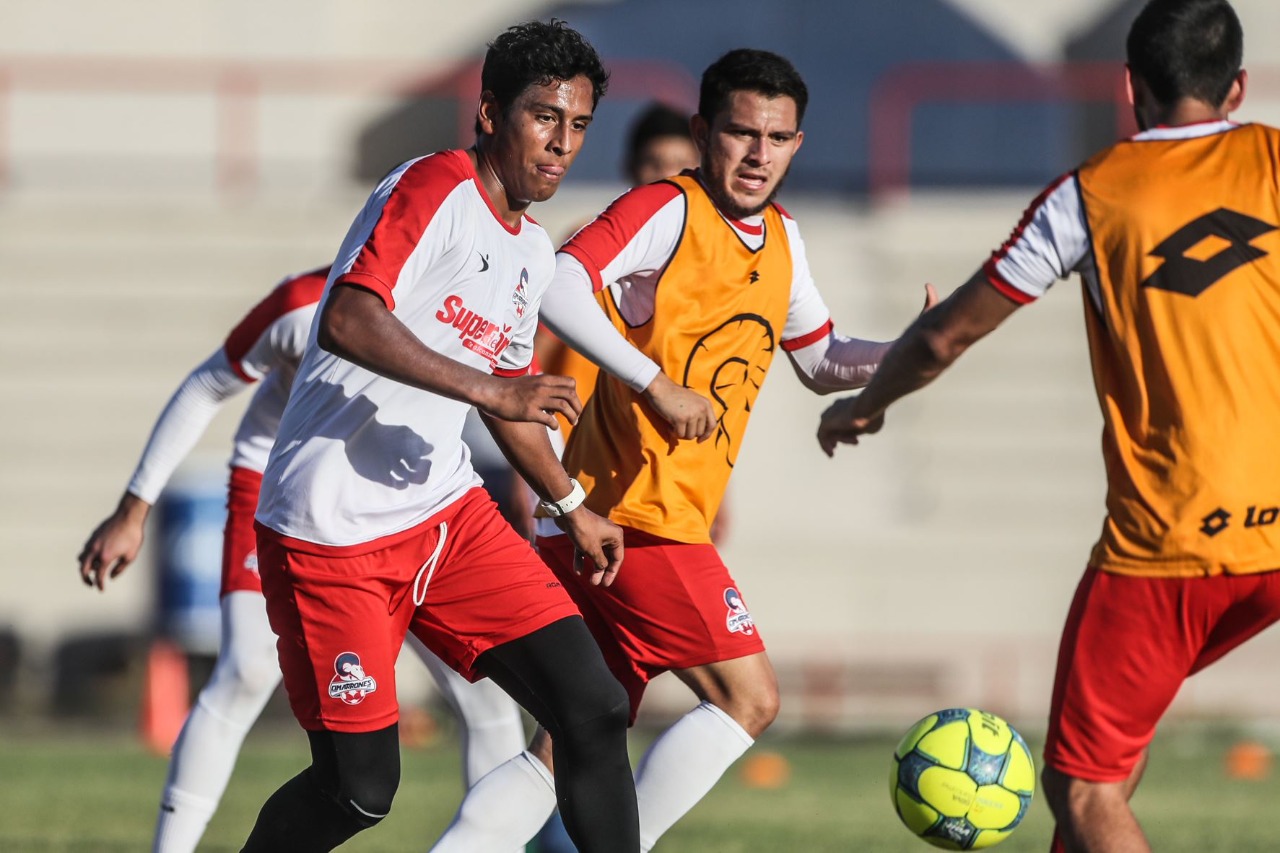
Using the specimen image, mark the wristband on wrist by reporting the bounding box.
[538,478,586,518]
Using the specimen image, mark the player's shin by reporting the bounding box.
[634,701,754,851]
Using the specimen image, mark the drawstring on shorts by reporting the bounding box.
[412,522,448,606]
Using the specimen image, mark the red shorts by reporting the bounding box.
[1045,566,1280,782]
[221,467,265,597]
[257,487,580,733]
[538,527,765,721]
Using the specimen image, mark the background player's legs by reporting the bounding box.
[408,634,525,788]
[154,591,281,853]
[632,651,777,851]
[1043,753,1149,853]
[430,617,638,853]
[241,723,401,852]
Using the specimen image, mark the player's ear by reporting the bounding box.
[690,113,710,158]
[1124,64,1136,107]
[477,90,501,137]
[1224,69,1247,114]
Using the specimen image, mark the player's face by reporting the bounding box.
[630,135,700,186]
[694,90,804,220]
[483,75,596,206]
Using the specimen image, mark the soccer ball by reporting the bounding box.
[890,708,1035,849]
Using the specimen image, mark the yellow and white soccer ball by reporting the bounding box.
[890,708,1035,849]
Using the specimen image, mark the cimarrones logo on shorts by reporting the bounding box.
[723,587,755,636]
[329,651,378,706]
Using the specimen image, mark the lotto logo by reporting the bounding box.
[1143,208,1277,297]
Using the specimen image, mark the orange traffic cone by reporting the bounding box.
[140,639,190,755]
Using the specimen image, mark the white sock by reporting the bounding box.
[409,636,525,787]
[635,701,755,851]
[154,593,281,853]
[429,751,557,853]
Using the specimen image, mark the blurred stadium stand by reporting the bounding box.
[4,0,1280,732]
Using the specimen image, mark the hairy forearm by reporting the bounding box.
[849,324,954,418]
[319,285,500,410]
[478,413,574,503]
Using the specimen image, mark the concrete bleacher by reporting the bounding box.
[8,184,1280,730]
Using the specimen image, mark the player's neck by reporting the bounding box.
[1139,97,1230,131]
[470,144,529,228]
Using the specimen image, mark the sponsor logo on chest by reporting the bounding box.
[436,294,514,366]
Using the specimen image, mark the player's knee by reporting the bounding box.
[554,675,630,744]
[220,646,282,699]
[338,763,400,828]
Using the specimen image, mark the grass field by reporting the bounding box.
[4,722,1279,851]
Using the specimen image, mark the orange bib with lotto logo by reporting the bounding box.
[563,175,794,543]
[1078,123,1280,576]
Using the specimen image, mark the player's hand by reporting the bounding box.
[480,374,582,431]
[554,508,624,587]
[816,396,884,457]
[78,494,150,592]
[642,373,716,442]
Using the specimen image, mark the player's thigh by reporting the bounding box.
[406,491,580,681]
[1045,568,1198,782]
[549,527,766,674]
[1190,569,1280,673]
[256,530,413,733]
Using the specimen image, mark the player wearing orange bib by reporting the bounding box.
[431,49,932,853]
[818,2,1280,850]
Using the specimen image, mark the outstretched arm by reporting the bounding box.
[787,284,939,393]
[480,411,624,586]
[79,350,249,590]
[816,273,1021,456]
[320,284,582,430]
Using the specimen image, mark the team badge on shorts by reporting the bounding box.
[242,551,260,577]
[724,587,755,636]
[329,651,378,706]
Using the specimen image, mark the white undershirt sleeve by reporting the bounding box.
[539,253,662,392]
[126,349,251,504]
[786,331,893,392]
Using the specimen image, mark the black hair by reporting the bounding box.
[626,103,692,170]
[476,20,610,135]
[698,49,808,128]
[1127,0,1243,106]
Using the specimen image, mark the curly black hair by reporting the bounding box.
[698,49,808,128]
[476,20,610,134]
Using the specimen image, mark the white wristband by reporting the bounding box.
[539,478,586,518]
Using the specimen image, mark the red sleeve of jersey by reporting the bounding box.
[781,318,834,352]
[493,363,533,378]
[223,267,330,381]
[982,258,1036,305]
[988,171,1072,267]
[559,181,684,293]
[336,151,471,310]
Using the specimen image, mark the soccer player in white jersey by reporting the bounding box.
[429,49,934,853]
[239,21,714,853]
[77,267,527,853]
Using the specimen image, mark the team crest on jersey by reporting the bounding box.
[329,652,378,706]
[724,587,755,636]
[512,268,530,318]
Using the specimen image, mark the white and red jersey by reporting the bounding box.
[257,150,550,548]
[125,268,328,504]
